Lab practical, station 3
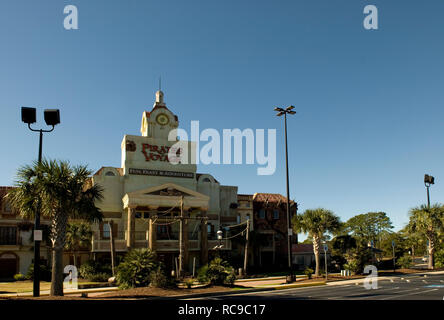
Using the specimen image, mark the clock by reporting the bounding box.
[156,113,169,125]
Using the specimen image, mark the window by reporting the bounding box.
[157,226,168,234]
[143,212,150,219]
[0,226,17,245]
[135,212,142,219]
[258,209,265,219]
[236,215,241,224]
[3,201,12,213]
[245,202,250,208]
[273,210,279,220]
[105,171,115,176]
[102,223,111,239]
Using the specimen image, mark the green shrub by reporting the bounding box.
[397,255,413,269]
[197,258,235,286]
[27,263,51,281]
[184,278,194,289]
[79,260,112,282]
[304,267,314,279]
[116,248,157,289]
[149,266,176,289]
[344,260,360,274]
[434,249,444,269]
[13,273,27,281]
[224,270,237,286]
[197,265,209,284]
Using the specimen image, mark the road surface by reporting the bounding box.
[190,272,444,300]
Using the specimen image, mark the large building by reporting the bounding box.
[90,90,239,272]
[0,91,297,278]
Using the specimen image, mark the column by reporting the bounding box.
[127,207,136,249]
[183,213,189,272]
[148,218,156,252]
[200,213,208,265]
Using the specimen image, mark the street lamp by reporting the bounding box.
[213,229,223,258]
[274,105,296,283]
[424,174,434,209]
[21,107,60,297]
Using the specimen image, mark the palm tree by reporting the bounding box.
[7,160,103,296]
[65,222,93,268]
[407,204,444,269]
[292,208,341,276]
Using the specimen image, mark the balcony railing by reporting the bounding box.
[157,231,199,241]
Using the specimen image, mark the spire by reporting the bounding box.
[154,77,166,107]
[155,90,165,106]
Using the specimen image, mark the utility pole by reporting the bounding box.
[179,196,185,278]
[274,106,296,283]
[109,220,116,276]
[243,218,250,276]
[21,107,60,297]
[392,240,396,273]
[323,243,328,281]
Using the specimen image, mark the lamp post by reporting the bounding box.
[21,107,60,297]
[323,242,328,281]
[274,105,296,283]
[424,174,434,209]
[217,229,223,258]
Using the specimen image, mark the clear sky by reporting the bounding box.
[1,0,443,235]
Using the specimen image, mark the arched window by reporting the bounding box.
[105,171,115,176]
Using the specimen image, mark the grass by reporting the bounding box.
[0,280,110,294]
[0,281,51,294]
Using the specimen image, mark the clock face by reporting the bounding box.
[156,113,169,125]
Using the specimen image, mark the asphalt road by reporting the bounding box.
[194,273,444,300]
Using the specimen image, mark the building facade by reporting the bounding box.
[250,193,297,270]
[90,91,238,273]
[0,187,50,278]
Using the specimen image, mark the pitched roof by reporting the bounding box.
[253,193,295,204]
[93,167,123,176]
[0,186,14,197]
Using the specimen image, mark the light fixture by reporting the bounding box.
[21,107,37,124]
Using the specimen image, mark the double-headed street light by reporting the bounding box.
[424,174,434,209]
[274,105,296,283]
[21,107,60,297]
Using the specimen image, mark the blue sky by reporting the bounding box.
[1,0,444,236]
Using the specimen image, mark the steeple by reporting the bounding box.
[154,90,166,107]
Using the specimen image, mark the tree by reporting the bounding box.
[116,248,158,289]
[292,208,341,276]
[65,222,93,268]
[7,160,103,296]
[345,212,393,247]
[407,204,444,269]
[331,235,357,270]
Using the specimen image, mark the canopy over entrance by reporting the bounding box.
[122,182,209,210]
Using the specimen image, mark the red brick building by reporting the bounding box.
[250,193,298,270]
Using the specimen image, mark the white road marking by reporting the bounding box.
[327,287,401,300]
[380,288,438,300]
